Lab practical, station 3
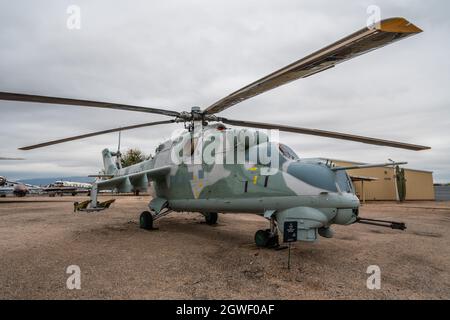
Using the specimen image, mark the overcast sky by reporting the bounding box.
[0,0,449,182]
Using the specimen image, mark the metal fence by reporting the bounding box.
[434,185,450,201]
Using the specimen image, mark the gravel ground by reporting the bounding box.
[0,195,449,300]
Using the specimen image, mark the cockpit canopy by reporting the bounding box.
[279,144,300,161]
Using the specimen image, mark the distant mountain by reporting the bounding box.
[18,176,95,186]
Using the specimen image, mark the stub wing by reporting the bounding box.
[96,166,172,190]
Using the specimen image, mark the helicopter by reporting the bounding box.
[0,157,31,197]
[0,17,429,247]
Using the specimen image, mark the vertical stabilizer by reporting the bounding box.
[102,149,118,175]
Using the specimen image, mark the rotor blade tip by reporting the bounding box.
[378,17,423,34]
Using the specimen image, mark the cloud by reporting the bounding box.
[0,0,449,182]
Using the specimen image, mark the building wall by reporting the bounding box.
[404,170,435,200]
[330,160,435,201]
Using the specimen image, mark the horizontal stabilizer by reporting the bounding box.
[88,175,115,178]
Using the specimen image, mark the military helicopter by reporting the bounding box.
[0,17,429,247]
[0,157,29,197]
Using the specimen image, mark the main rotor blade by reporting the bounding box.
[19,120,175,150]
[332,162,408,171]
[0,157,25,160]
[0,92,180,117]
[204,17,422,115]
[220,118,430,151]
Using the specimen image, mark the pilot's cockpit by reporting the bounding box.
[335,170,355,194]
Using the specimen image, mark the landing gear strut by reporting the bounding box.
[255,217,279,248]
[139,206,173,231]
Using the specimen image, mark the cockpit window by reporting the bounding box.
[335,171,354,193]
[279,144,299,160]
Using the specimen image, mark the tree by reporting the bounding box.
[120,148,148,167]
[395,165,407,202]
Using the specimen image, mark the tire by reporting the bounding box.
[139,211,154,230]
[267,231,279,247]
[204,212,218,225]
[255,230,270,248]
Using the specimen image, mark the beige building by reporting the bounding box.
[326,159,435,201]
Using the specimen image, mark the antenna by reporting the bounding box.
[118,130,121,153]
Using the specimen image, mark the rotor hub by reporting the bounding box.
[176,108,219,124]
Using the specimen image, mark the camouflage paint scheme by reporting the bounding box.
[94,124,359,242]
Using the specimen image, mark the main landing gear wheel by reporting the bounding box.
[139,211,154,230]
[204,212,218,225]
[255,229,279,248]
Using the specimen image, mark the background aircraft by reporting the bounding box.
[0,157,41,197]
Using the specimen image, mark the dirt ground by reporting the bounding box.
[0,195,449,300]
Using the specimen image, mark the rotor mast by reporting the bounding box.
[180,106,216,132]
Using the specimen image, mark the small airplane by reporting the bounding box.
[0,17,428,247]
[44,180,92,197]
